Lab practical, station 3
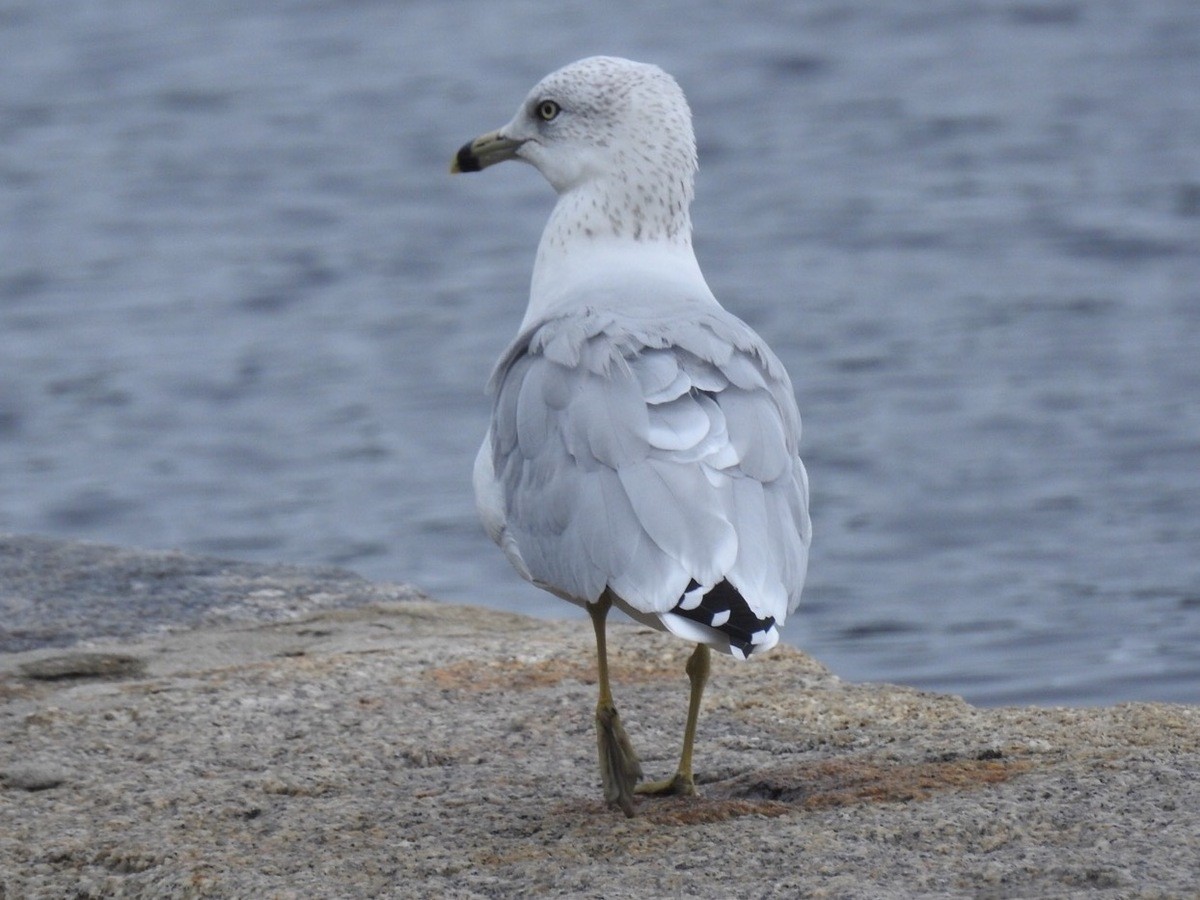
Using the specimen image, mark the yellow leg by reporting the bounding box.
[636,642,710,796]
[588,591,643,816]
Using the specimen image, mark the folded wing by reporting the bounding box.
[484,307,811,657]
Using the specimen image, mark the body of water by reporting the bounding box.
[3,0,1199,705]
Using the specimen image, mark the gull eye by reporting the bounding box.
[536,100,561,122]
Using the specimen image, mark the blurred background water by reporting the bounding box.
[2,0,1199,706]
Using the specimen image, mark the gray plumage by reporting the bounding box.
[476,304,810,657]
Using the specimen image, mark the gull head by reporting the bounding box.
[452,56,698,243]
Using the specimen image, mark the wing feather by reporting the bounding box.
[720,387,790,482]
[617,458,738,593]
[481,308,810,640]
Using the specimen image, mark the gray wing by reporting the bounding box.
[488,307,811,629]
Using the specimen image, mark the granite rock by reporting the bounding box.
[1,538,1197,898]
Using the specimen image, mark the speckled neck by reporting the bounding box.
[529,166,698,316]
[538,155,695,247]
[525,183,714,328]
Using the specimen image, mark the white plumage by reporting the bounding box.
[454,56,811,813]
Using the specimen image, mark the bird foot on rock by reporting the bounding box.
[596,702,643,817]
[635,772,696,797]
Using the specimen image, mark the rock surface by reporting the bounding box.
[0,534,403,654]
[1,537,1198,898]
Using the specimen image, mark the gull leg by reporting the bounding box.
[636,642,710,797]
[589,591,642,816]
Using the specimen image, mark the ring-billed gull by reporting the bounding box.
[452,56,811,816]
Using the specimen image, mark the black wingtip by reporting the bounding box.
[672,579,777,659]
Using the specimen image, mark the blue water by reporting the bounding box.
[3,0,1199,706]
